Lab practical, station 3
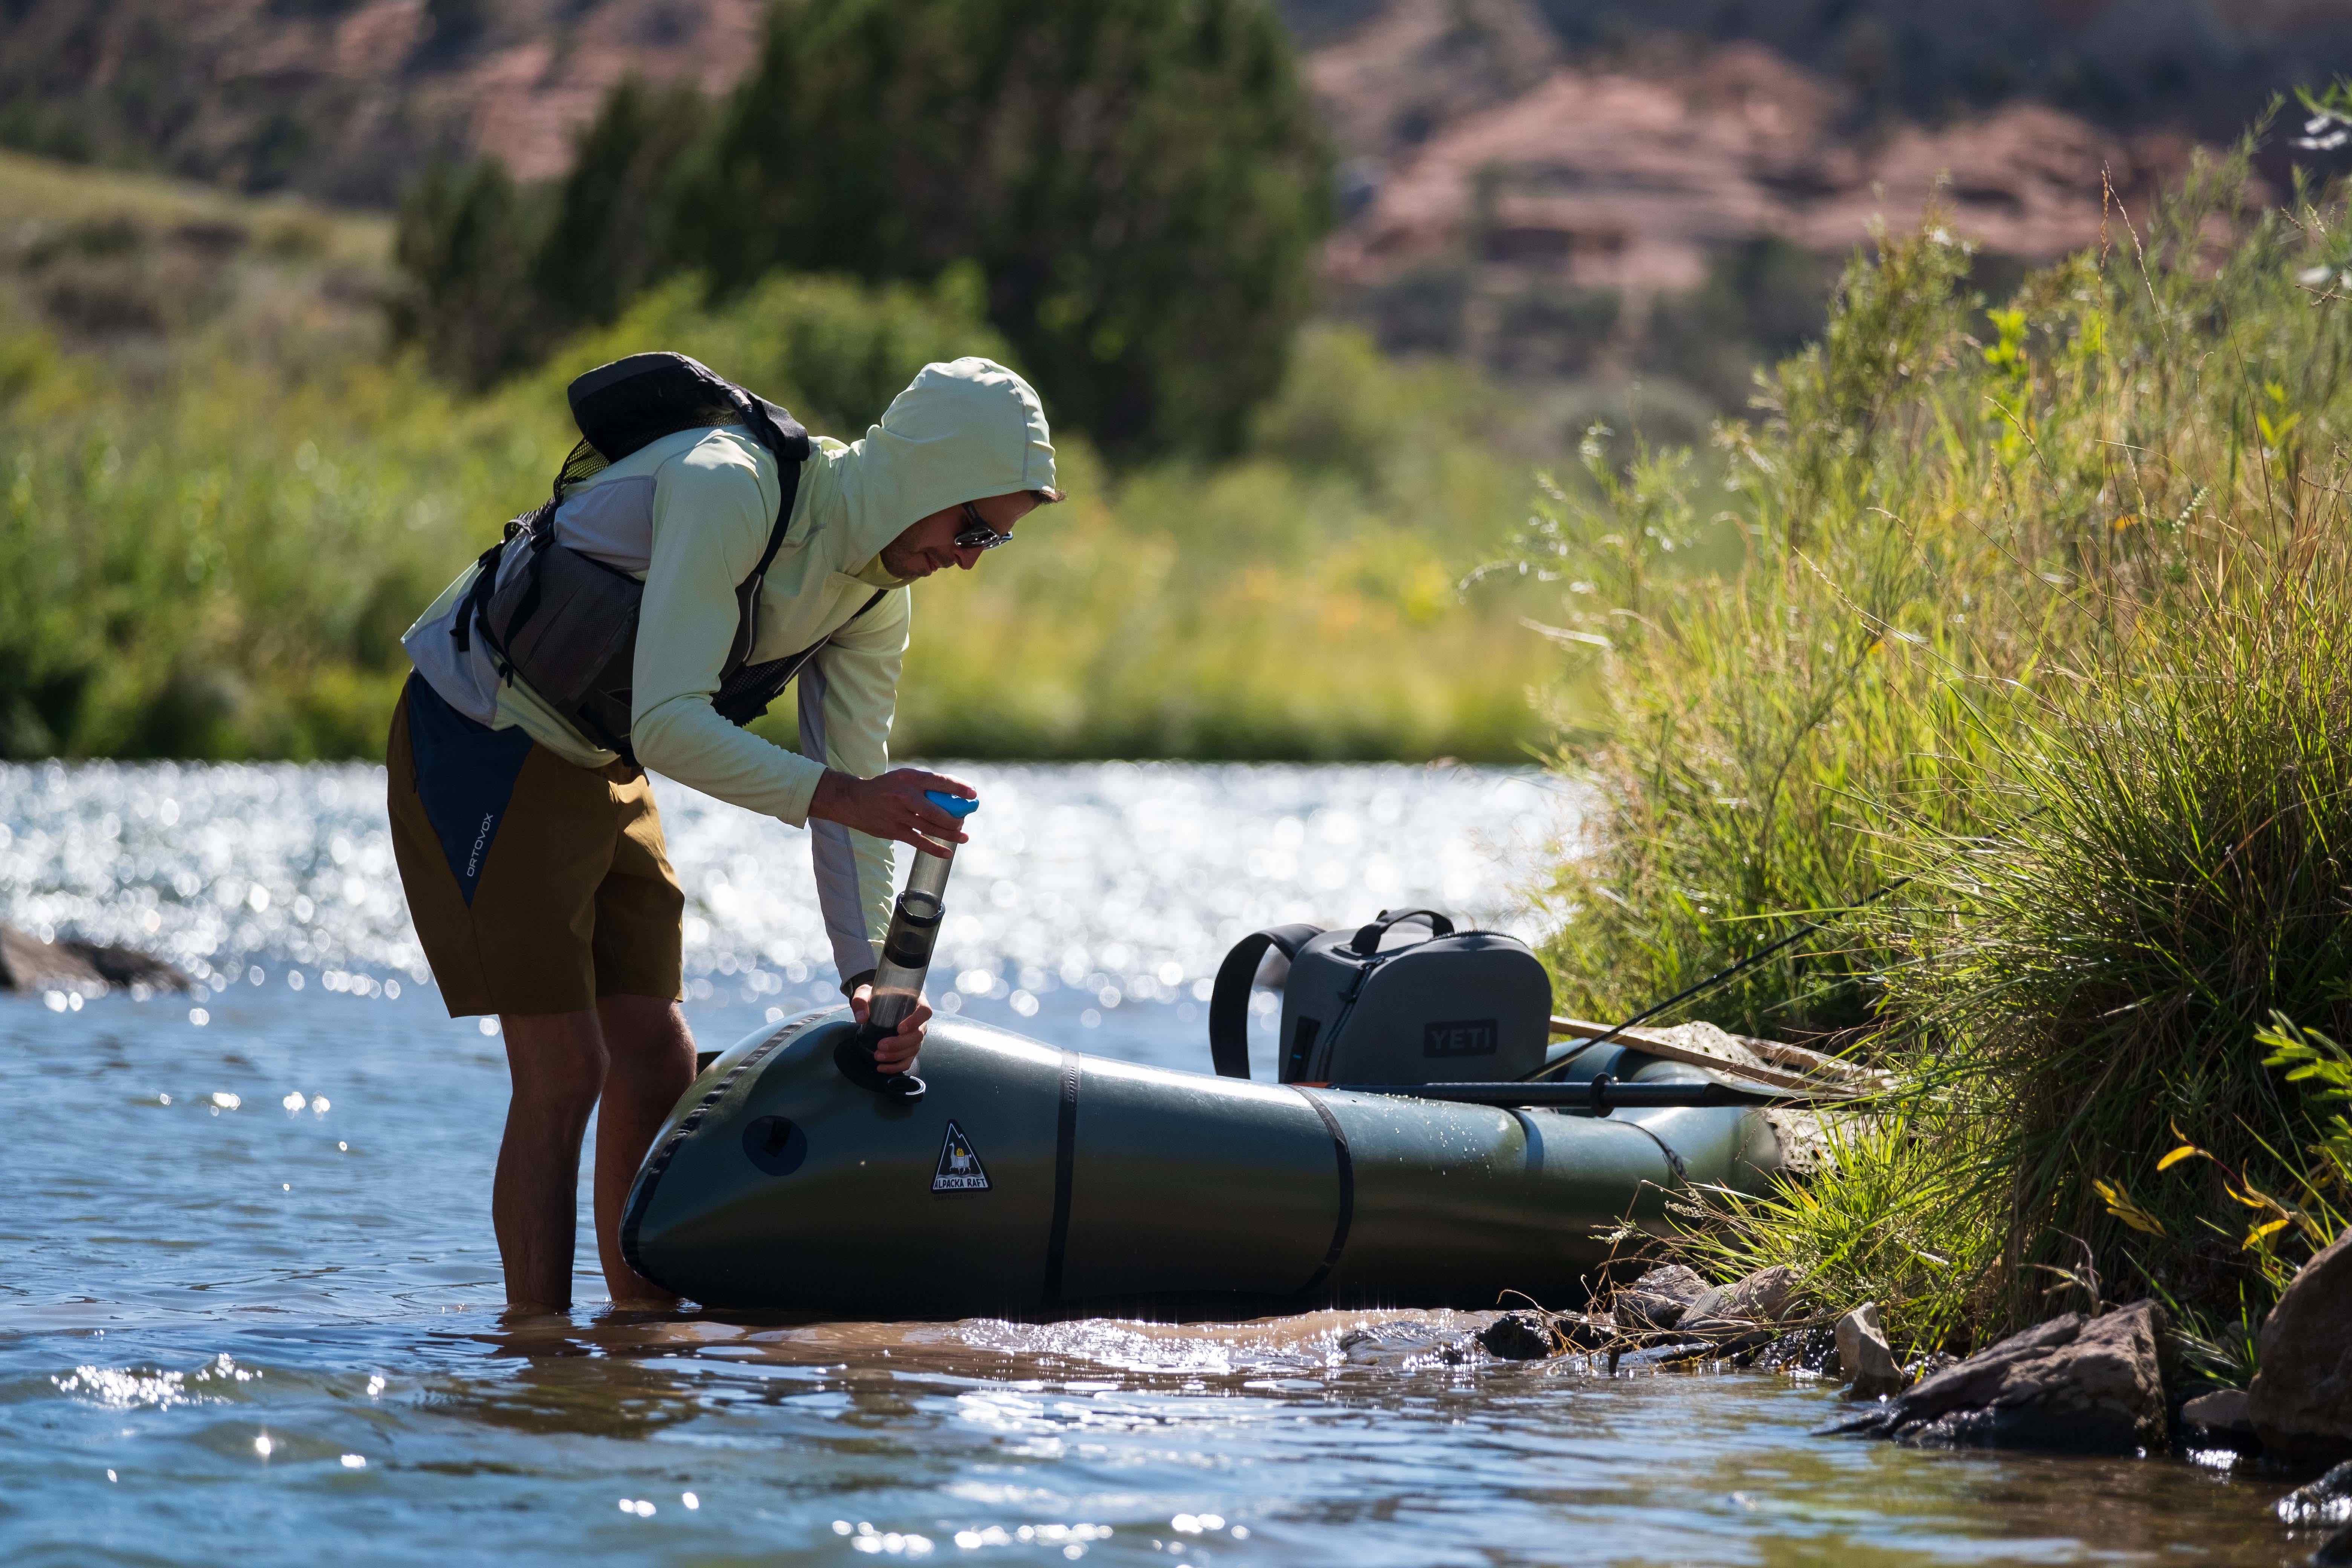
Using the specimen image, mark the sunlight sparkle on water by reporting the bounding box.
[0,760,1570,1003]
[842,1521,936,1555]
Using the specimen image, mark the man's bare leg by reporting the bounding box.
[494,1010,609,1312]
[591,994,697,1307]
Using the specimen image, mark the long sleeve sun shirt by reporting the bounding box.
[402,356,1058,983]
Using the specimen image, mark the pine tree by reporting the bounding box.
[395,0,1329,450]
[680,0,1330,453]
[392,158,548,389]
[530,78,710,328]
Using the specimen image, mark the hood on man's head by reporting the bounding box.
[835,357,1057,558]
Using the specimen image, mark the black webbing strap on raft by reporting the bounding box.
[1205,923,1322,1078]
[1040,1049,1083,1308]
[1289,1087,1355,1295]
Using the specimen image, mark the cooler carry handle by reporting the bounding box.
[1348,908,1454,956]
[1207,924,1323,1078]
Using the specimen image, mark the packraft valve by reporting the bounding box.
[834,789,977,1101]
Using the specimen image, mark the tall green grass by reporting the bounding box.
[1881,576,2352,1346]
[1531,152,2352,1354]
[1532,213,2013,1040]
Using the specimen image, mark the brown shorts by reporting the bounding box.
[387,674,683,1017]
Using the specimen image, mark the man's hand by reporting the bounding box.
[849,984,930,1074]
[810,767,975,854]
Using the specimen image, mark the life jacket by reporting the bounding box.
[450,352,882,766]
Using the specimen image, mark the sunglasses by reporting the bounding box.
[952,501,1016,553]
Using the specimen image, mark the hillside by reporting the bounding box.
[0,0,767,203]
[9,0,2339,405]
[1311,0,2213,384]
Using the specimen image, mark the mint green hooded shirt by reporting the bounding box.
[402,356,1058,983]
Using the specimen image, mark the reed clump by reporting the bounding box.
[1531,150,2352,1358]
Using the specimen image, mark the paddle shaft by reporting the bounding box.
[1326,1076,1836,1112]
[1524,874,1914,1083]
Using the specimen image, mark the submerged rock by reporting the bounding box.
[1751,1325,1838,1374]
[2313,1523,2352,1567]
[2252,1233,2352,1464]
[2280,1462,2352,1527]
[1819,1302,2169,1454]
[1835,1302,1908,1401]
[1548,1312,1617,1351]
[1680,1265,1801,1342]
[1478,1312,1556,1360]
[1337,1319,1478,1367]
[2178,1388,2254,1440]
[0,923,191,995]
[1614,1265,1706,1331]
[1613,1340,1718,1370]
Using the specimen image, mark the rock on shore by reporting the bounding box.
[1678,1265,1798,1341]
[1834,1302,1908,1401]
[0,923,191,995]
[1821,1301,2170,1454]
[1611,1265,1706,1331]
[2251,1231,2352,1464]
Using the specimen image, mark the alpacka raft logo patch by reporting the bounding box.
[931,1120,991,1194]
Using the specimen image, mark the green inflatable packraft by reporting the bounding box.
[620,1012,1786,1317]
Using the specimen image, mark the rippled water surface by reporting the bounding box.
[0,762,2305,1564]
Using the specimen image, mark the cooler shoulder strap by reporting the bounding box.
[1207,924,1324,1079]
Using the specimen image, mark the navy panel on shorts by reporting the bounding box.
[403,674,537,906]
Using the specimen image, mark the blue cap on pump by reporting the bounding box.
[924,790,980,819]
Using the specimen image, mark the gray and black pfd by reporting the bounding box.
[450,351,880,763]
[1207,909,1552,1084]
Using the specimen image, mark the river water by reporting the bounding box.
[0,761,2306,1565]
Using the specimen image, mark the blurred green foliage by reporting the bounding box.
[0,152,1548,765]
[395,0,1330,456]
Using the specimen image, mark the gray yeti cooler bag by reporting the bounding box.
[1206,909,1552,1085]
